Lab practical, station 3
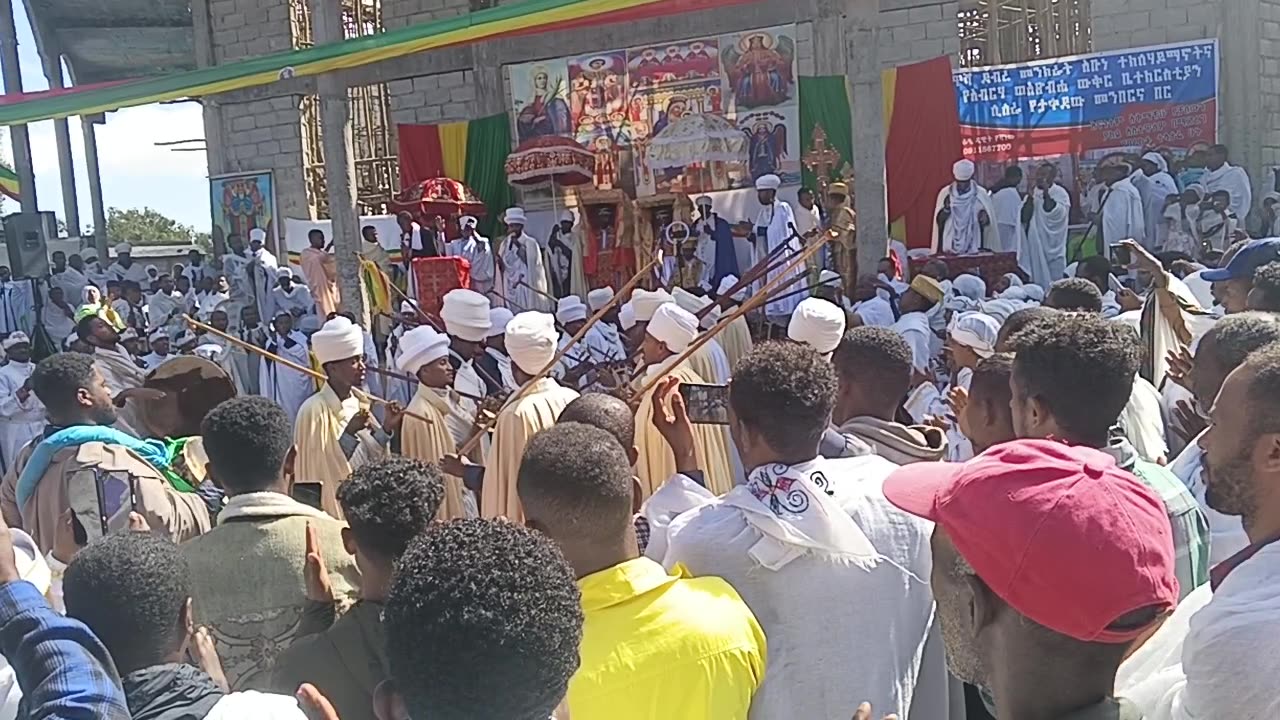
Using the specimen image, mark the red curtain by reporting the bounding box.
[885,57,963,249]
[397,124,445,188]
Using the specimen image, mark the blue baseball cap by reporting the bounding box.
[1200,239,1280,282]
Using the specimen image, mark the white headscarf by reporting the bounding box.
[788,298,846,355]
[488,307,514,338]
[948,312,1000,358]
[440,289,492,342]
[619,302,636,331]
[587,287,613,311]
[312,316,365,364]
[505,311,558,374]
[556,296,588,324]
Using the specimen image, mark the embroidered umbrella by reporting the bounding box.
[646,113,747,169]
[504,135,595,187]
[388,176,487,221]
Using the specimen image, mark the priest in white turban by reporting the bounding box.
[293,316,402,517]
[0,332,42,473]
[714,275,753,372]
[754,174,804,324]
[107,243,150,285]
[672,288,731,384]
[932,159,996,254]
[788,297,847,358]
[441,289,500,447]
[547,210,588,299]
[587,287,627,361]
[397,325,471,520]
[498,207,552,312]
[260,311,313,429]
[633,304,734,496]
[481,311,580,521]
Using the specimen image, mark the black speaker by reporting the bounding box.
[3,211,56,278]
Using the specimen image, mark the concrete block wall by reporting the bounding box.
[383,0,471,29]
[208,0,294,63]
[387,70,477,126]
[1091,0,1215,52]
[878,0,961,67]
[218,97,312,222]
[1261,0,1280,180]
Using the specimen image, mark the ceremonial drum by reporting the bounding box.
[139,357,238,440]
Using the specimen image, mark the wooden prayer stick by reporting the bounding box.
[362,257,506,392]
[365,364,486,403]
[182,315,435,426]
[698,229,803,319]
[455,254,663,457]
[633,230,834,400]
[765,279,831,306]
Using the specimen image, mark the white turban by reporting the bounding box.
[2,332,29,350]
[488,307,514,338]
[952,274,987,301]
[299,315,323,333]
[249,228,267,244]
[440,289,491,342]
[587,287,613,311]
[818,269,841,288]
[147,328,167,344]
[632,288,674,322]
[788,298,847,355]
[460,215,478,229]
[699,304,721,331]
[120,328,139,342]
[695,195,712,207]
[1141,151,1169,174]
[716,275,746,302]
[504,207,527,225]
[1023,284,1045,303]
[312,316,365,364]
[399,300,418,315]
[671,286,710,316]
[559,210,575,224]
[397,326,451,374]
[953,159,975,181]
[619,302,636,331]
[276,267,293,279]
[556,296,588,324]
[948,312,1000,358]
[505,311,558,374]
[647,303,698,354]
[174,330,196,347]
[755,174,782,191]
[115,242,132,255]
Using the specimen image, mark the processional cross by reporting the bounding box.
[802,125,843,194]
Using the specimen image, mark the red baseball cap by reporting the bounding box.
[884,439,1178,643]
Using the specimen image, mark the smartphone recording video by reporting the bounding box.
[679,383,730,425]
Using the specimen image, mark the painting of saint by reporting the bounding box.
[746,120,788,179]
[514,65,572,142]
[569,53,628,145]
[210,171,276,251]
[721,31,796,109]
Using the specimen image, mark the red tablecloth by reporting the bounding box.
[410,257,470,317]
[909,252,1025,287]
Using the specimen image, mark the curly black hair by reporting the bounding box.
[518,422,633,543]
[385,519,582,720]
[1209,312,1280,369]
[201,396,293,493]
[1007,312,1141,443]
[558,392,635,450]
[832,326,913,409]
[995,306,1057,351]
[1045,277,1104,313]
[730,341,836,456]
[64,532,191,675]
[1243,344,1280,434]
[1250,261,1280,311]
[337,456,444,560]
[31,352,96,415]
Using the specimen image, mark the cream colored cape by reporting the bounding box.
[402,384,469,520]
[717,315,753,373]
[481,378,580,521]
[634,361,734,497]
[293,383,385,518]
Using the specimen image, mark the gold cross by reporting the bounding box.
[802,125,843,193]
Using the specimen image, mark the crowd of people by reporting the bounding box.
[1,159,1280,718]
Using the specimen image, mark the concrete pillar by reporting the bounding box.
[0,0,37,211]
[43,54,80,233]
[844,0,889,279]
[82,115,109,261]
[1221,0,1265,224]
[311,0,368,325]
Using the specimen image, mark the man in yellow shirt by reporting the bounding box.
[518,421,766,720]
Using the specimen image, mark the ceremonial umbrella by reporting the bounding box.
[504,135,596,187]
[388,176,487,222]
[646,113,747,169]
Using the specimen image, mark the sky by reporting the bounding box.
[11,2,210,233]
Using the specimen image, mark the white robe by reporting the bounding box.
[755,200,803,319]
[1099,178,1146,246]
[453,235,496,297]
[498,232,552,312]
[196,291,230,320]
[248,249,279,322]
[40,303,75,349]
[990,186,1024,253]
[146,291,186,339]
[1201,163,1253,221]
[267,286,314,321]
[1133,169,1180,250]
[107,262,149,285]
[485,347,518,392]
[50,268,88,304]
[854,296,897,327]
[0,361,42,475]
[260,331,313,427]
[932,182,996,254]
[1020,183,1071,287]
[220,253,255,327]
[892,312,933,373]
[656,456,938,720]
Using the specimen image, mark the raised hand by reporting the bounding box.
[189,626,230,692]
[1165,345,1194,390]
[303,523,334,604]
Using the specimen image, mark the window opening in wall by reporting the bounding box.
[292,0,399,217]
[958,0,1091,67]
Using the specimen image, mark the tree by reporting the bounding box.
[104,206,198,245]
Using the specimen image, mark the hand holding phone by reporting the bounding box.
[679,383,730,425]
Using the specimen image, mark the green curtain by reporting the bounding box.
[798,76,854,191]
[463,113,516,239]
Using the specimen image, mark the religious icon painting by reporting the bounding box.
[209,170,277,253]
[510,61,574,143]
[566,51,630,148]
[719,26,798,112]
[738,106,801,187]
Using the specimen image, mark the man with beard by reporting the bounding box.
[0,353,209,549]
[881,439,1178,720]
